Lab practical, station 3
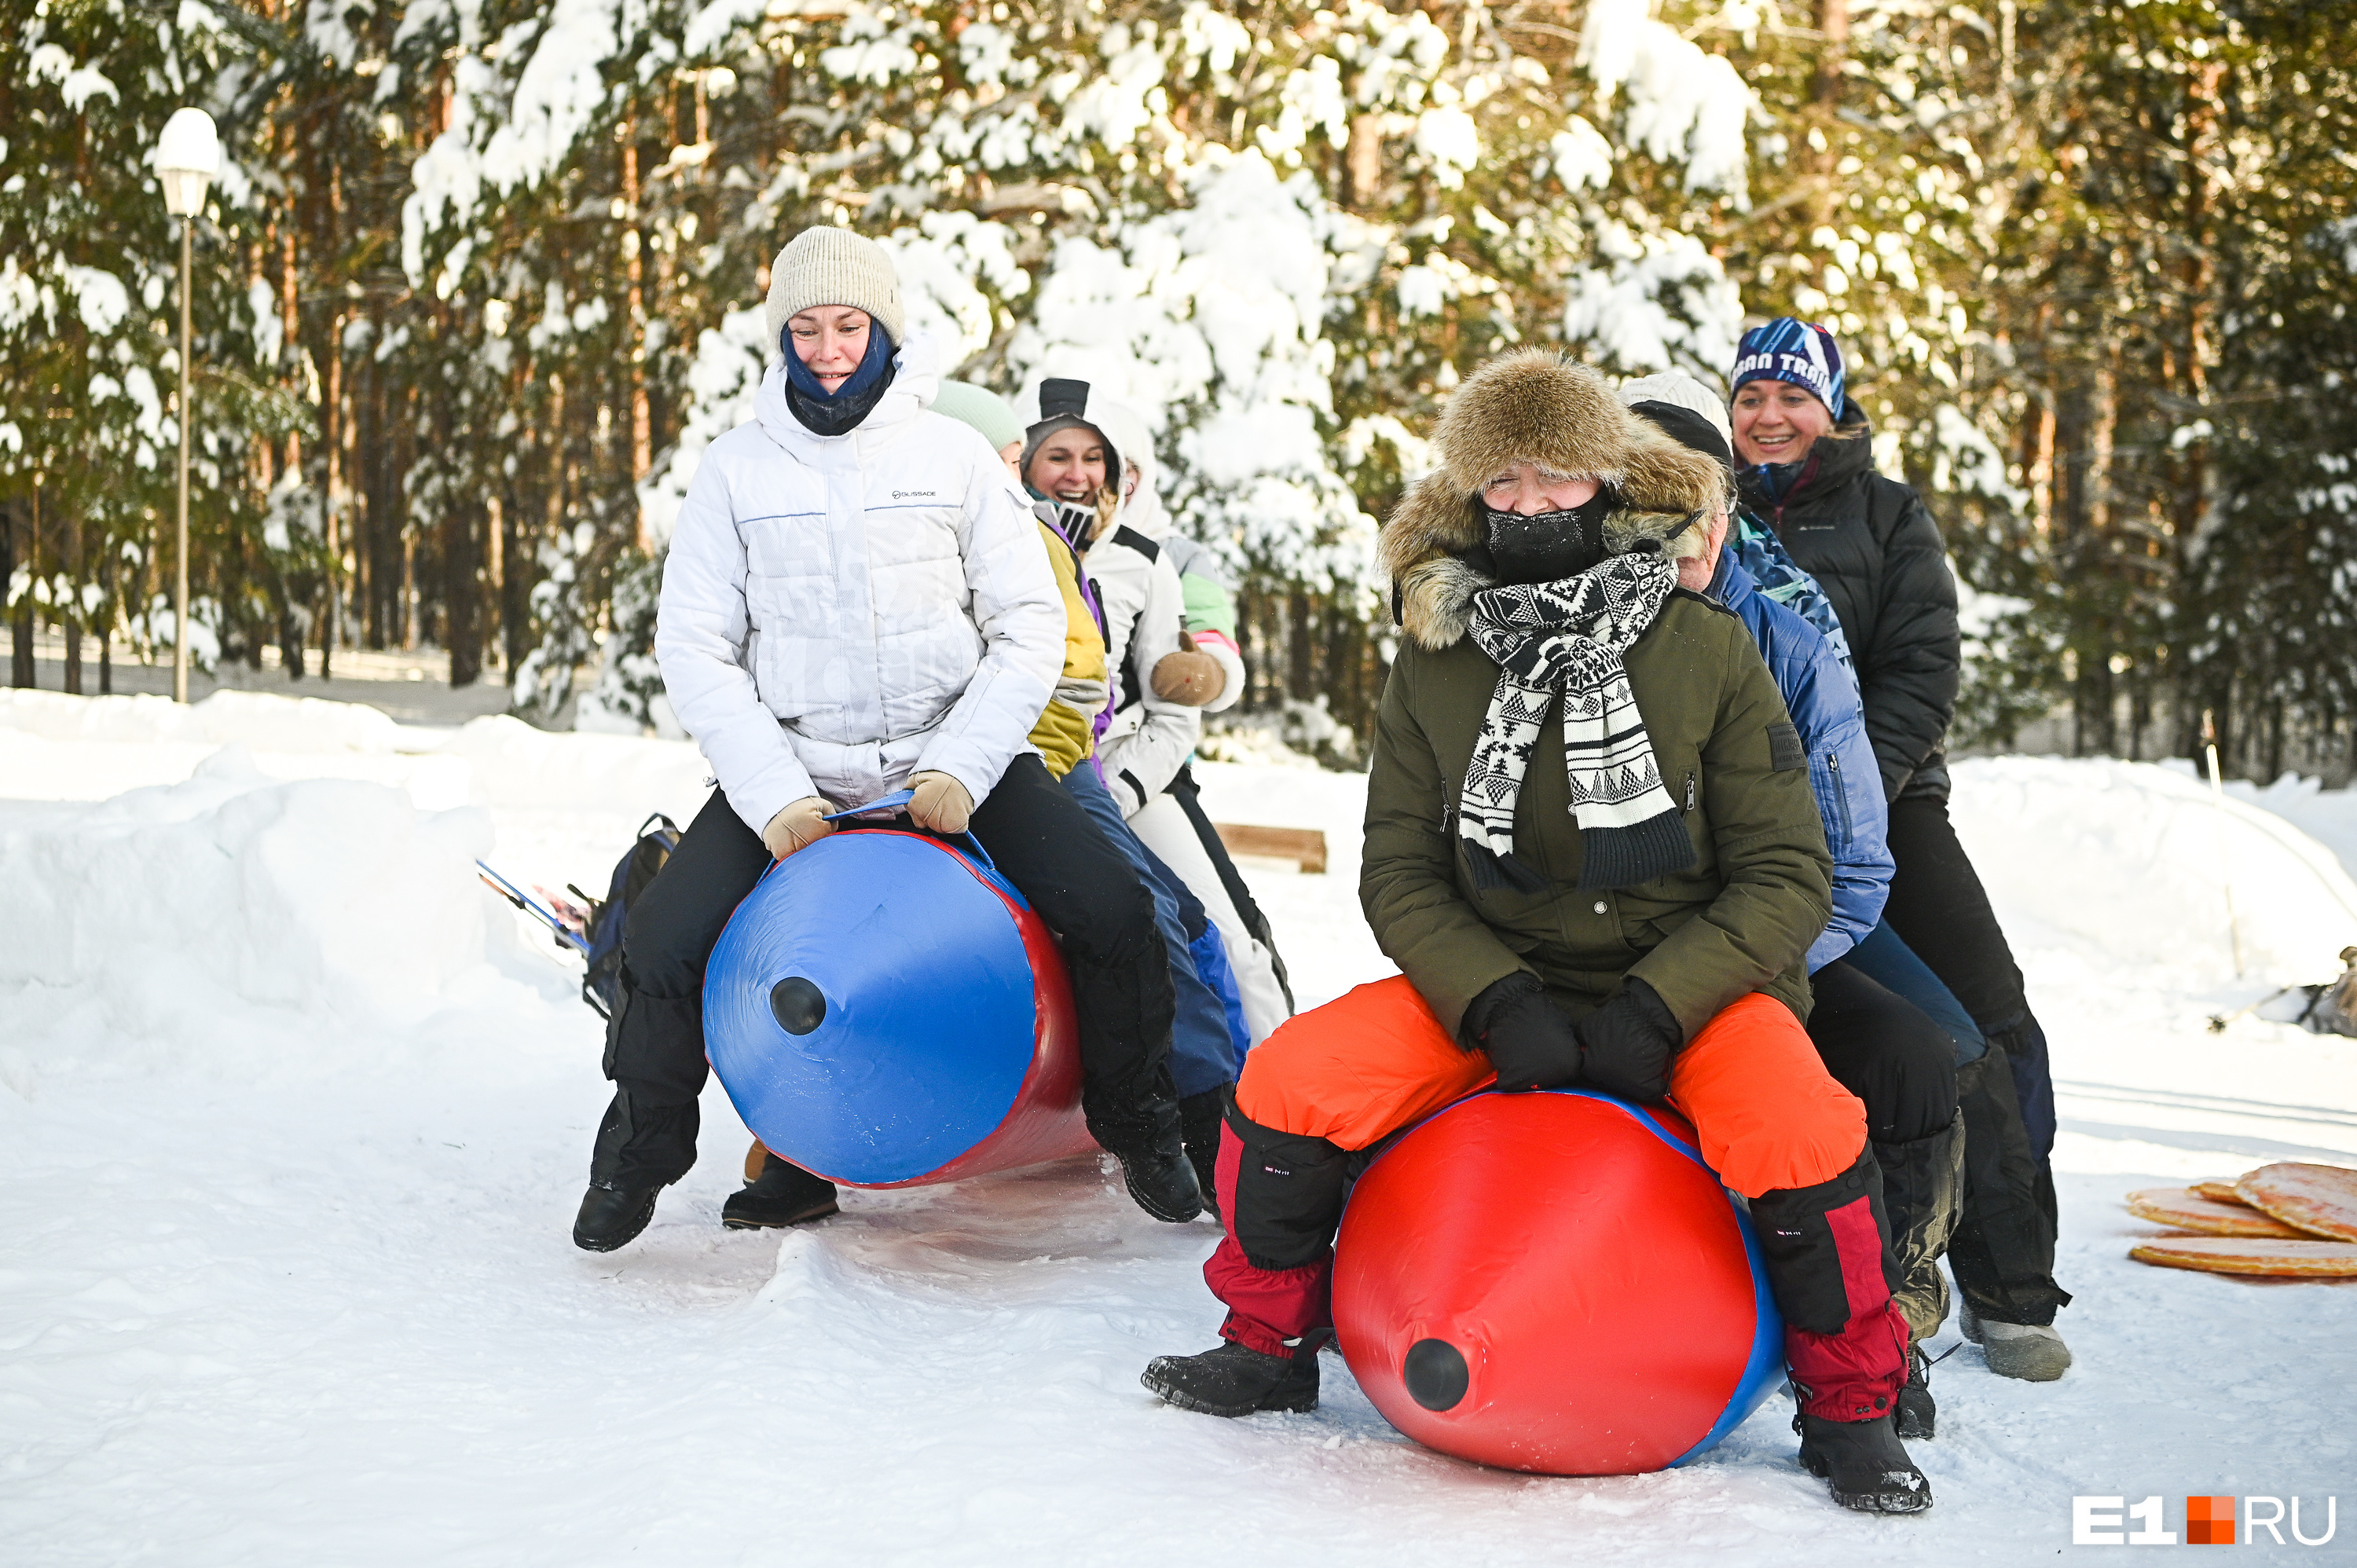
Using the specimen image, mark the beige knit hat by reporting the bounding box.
[764,227,905,357]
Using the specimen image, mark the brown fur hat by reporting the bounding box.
[1381,349,1732,649]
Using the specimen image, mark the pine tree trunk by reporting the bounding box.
[6,500,30,689]
[63,504,82,696]
[401,522,418,650]
[485,493,504,677]
[447,504,481,688]
[622,130,653,552]
[97,546,112,696]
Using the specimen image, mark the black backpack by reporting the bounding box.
[574,813,681,1017]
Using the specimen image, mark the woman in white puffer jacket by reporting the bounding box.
[574,230,1205,1253]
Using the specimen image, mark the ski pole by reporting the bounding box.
[2202,709,2245,980]
[2206,983,2296,1034]
[477,860,592,954]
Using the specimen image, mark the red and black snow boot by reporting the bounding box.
[1142,1334,1325,1417]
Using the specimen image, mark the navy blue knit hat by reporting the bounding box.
[1730,318,1845,414]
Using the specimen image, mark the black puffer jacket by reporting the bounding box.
[1738,403,1959,801]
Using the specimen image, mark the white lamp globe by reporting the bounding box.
[156,108,222,218]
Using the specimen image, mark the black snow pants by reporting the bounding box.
[1882,793,2057,1169]
[592,753,1176,1189]
[1882,792,2071,1328]
[1805,958,1961,1343]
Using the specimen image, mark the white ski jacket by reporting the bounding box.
[1085,400,1202,815]
[1091,529,1197,816]
[655,335,1064,837]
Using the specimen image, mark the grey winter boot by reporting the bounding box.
[1959,1297,2073,1381]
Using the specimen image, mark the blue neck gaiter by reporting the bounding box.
[783,324,897,436]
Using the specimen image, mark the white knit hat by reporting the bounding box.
[764,227,905,357]
[1617,371,1733,451]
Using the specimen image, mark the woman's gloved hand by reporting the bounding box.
[1464,973,1585,1092]
[1150,632,1226,706]
[761,797,835,863]
[907,771,975,835]
[1574,976,1684,1101]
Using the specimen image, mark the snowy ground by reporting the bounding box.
[4,694,2354,1564]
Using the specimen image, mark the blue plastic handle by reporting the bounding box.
[825,782,1009,881]
[823,789,915,822]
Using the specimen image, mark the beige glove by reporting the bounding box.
[907,771,975,835]
[1151,632,1226,706]
[761,797,835,862]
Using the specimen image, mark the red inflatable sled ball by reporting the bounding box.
[1332,1089,1785,1475]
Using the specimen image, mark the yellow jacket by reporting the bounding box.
[1027,520,1109,778]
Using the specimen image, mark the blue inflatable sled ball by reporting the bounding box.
[1332,1090,1785,1475]
[702,826,1093,1188]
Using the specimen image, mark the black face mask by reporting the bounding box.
[1481,488,1618,586]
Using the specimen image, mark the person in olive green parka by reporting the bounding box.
[1143,350,1933,1517]
[1365,529,1829,1042]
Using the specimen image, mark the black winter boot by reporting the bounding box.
[1109,1132,1204,1223]
[574,1181,663,1252]
[1796,1410,1934,1514]
[573,1087,698,1253]
[1091,1071,1204,1224]
[1894,1344,1936,1440]
[1142,1333,1325,1416]
[1177,1085,1231,1221]
[723,1149,839,1229]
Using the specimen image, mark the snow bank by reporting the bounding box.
[0,688,409,750]
[1948,756,2357,983]
[431,713,709,819]
[0,748,563,1091]
[0,693,709,823]
[2221,767,2357,896]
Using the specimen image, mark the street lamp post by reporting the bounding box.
[155,108,219,705]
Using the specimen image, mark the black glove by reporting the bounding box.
[1464,973,1584,1093]
[1573,976,1684,1101]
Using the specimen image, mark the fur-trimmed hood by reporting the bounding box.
[1382,350,1732,650]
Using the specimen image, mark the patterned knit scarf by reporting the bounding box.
[1460,551,1697,892]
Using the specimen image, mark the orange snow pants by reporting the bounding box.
[1235,974,1865,1198]
[1208,975,1906,1422]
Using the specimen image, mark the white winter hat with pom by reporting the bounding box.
[764,227,905,357]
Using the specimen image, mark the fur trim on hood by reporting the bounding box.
[1380,350,1732,650]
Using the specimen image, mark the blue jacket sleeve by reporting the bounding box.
[1740,590,1892,971]
[1800,665,1893,972]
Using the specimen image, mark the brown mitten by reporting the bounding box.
[761,797,835,862]
[1151,632,1226,706]
[907,771,976,834]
